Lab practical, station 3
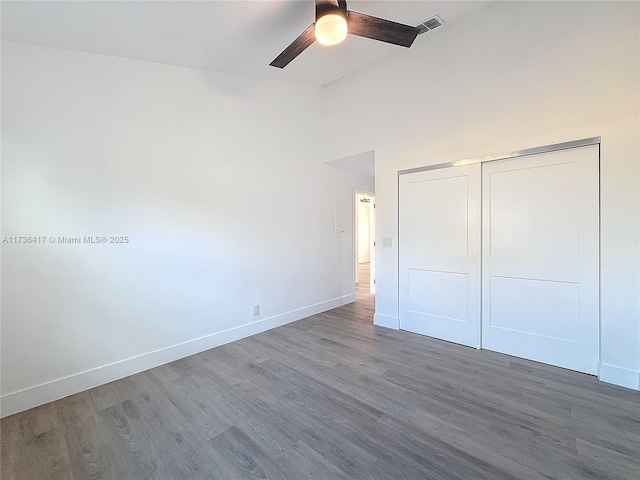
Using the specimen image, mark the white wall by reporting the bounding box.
[1,41,373,416]
[324,1,640,389]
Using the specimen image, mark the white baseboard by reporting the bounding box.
[598,363,640,390]
[374,313,399,330]
[0,294,354,418]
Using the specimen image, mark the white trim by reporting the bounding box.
[0,294,354,418]
[374,313,399,330]
[598,363,640,390]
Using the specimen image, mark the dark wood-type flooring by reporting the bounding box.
[2,264,639,479]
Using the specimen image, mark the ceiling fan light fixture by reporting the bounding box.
[315,12,348,46]
[270,1,421,69]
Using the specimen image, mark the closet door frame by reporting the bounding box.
[397,136,600,361]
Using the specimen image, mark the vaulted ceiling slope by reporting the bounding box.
[1,1,493,86]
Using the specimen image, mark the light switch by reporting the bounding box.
[383,237,393,248]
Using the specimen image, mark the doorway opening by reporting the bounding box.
[355,192,375,302]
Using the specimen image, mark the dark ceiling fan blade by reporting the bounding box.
[347,11,419,47]
[270,24,316,69]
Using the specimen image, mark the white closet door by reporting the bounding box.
[399,164,481,348]
[482,145,599,374]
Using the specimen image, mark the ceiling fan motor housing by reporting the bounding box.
[315,0,347,20]
[314,1,348,45]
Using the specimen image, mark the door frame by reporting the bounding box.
[354,189,375,295]
[397,137,600,177]
[397,136,600,359]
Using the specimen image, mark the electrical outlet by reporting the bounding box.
[252,304,260,316]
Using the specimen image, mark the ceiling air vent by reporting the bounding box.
[417,15,444,35]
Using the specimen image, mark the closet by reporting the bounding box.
[398,140,599,374]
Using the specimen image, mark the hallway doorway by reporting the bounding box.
[355,192,375,297]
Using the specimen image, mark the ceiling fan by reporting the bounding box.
[270,0,421,68]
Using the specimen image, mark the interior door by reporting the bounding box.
[481,145,599,374]
[399,164,481,347]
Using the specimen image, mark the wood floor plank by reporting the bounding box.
[274,440,350,480]
[207,425,277,479]
[98,399,166,479]
[2,264,639,479]
[2,428,74,480]
[576,437,640,480]
[235,416,297,462]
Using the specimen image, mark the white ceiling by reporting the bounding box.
[327,150,375,178]
[1,1,492,87]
